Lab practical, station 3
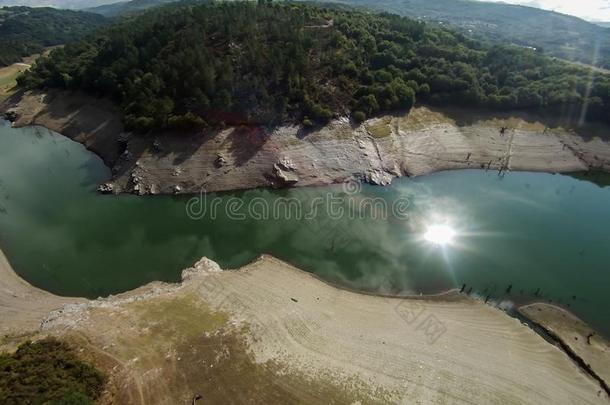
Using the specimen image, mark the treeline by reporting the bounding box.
[0,6,107,67]
[18,1,610,132]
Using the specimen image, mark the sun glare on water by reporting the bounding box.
[424,224,456,246]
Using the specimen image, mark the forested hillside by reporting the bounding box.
[18,2,610,132]
[329,0,610,69]
[0,6,107,66]
[85,0,610,69]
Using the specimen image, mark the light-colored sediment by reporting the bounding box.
[1,250,608,403]
[2,90,609,195]
[520,303,610,385]
[0,249,82,339]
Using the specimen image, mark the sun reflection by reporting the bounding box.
[423,224,456,246]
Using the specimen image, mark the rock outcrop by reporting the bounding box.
[3,90,610,196]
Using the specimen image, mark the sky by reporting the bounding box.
[480,0,610,22]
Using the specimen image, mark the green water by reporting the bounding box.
[1,120,609,336]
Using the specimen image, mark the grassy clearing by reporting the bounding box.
[134,295,227,340]
[0,48,59,101]
[0,331,38,353]
[399,106,456,130]
[0,63,28,102]
[398,106,559,133]
[84,294,392,404]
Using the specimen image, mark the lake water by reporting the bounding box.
[1,120,609,336]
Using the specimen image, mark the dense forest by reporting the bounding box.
[331,0,610,69]
[18,1,610,132]
[0,338,106,404]
[0,6,107,66]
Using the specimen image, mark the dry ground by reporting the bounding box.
[27,256,609,404]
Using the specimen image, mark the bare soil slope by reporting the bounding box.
[3,90,610,195]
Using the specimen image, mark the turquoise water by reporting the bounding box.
[0,120,609,336]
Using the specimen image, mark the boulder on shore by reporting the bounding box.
[365,170,394,186]
[97,183,115,194]
[273,162,299,185]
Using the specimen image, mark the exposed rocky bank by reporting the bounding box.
[2,90,610,196]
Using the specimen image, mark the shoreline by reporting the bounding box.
[519,303,610,396]
[1,250,607,403]
[0,249,83,339]
[2,90,610,196]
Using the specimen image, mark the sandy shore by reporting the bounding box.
[2,90,609,195]
[0,249,82,339]
[0,249,607,403]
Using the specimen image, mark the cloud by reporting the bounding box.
[477,0,610,22]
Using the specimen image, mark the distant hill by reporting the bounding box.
[0,0,178,13]
[324,0,610,69]
[0,6,107,66]
[0,0,114,9]
[86,0,176,17]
